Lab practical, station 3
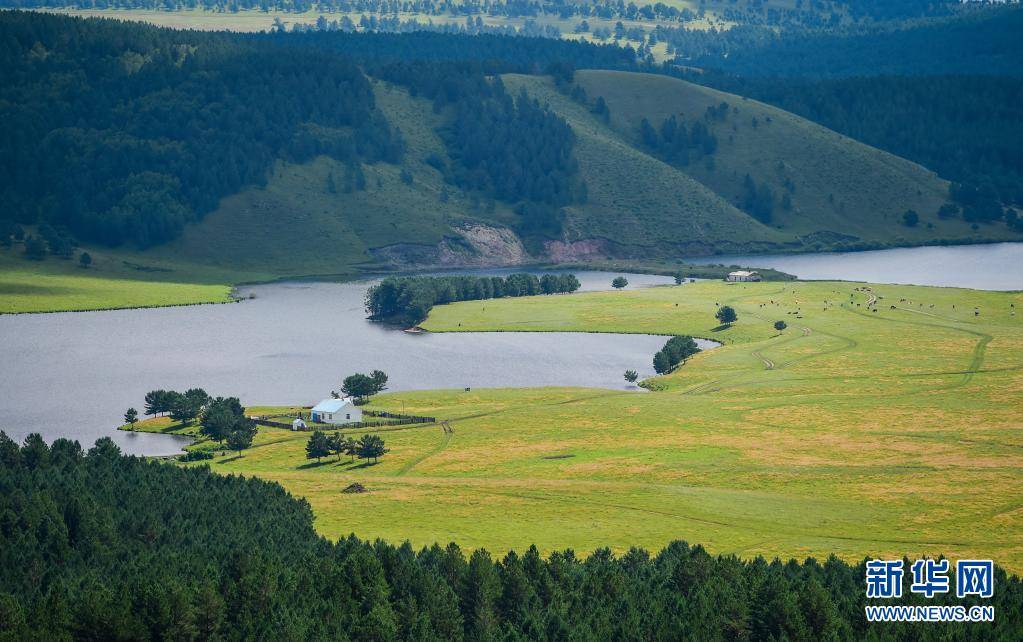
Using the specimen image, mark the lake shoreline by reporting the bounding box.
[9,240,1021,315]
[0,271,682,455]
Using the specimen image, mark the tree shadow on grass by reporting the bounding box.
[348,460,381,470]
[298,459,382,470]
[297,460,333,470]
[157,423,188,434]
[711,324,732,332]
[326,459,381,470]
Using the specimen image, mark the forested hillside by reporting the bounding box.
[0,13,630,246]
[0,12,402,247]
[2,11,1019,283]
[676,5,1023,78]
[676,4,1023,217]
[701,74,1023,209]
[2,432,1020,640]
[560,70,972,245]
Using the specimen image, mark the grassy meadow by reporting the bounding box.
[162,279,1023,572]
[0,246,234,314]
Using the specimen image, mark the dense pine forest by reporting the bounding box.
[2,432,1020,640]
[679,6,1023,78]
[0,12,630,249]
[0,13,401,247]
[0,0,958,27]
[674,4,1023,218]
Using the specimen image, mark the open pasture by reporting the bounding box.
[173,280,1023,570]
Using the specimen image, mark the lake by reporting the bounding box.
[689,242,1023,290]
[0,270,694,455]
[4,243,1021,456]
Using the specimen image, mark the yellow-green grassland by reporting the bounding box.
[0,246,235,314]
[142,279,1023,572]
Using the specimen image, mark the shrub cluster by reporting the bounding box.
[653,335,701,374]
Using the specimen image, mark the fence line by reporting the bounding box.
[252,411,436,432]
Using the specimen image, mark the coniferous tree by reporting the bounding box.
[1,431,1021,639]
[23,236,45,261]
[227,420,257,455]
[356,434,388,463]
[306,430,332,462]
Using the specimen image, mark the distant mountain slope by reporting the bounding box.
[570,70,988,246]
[501,74,784,258]
[146,82,523,277]
[146,71,1014,277]
[688,5,1023,78]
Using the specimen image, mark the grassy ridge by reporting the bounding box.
[503,74,785,254]
[166,279,1023,572]
[573,70,990,245]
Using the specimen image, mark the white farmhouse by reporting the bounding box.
[310,398,362,425]
[726,270,761,282]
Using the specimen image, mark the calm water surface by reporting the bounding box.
[5,244,1019,455]
[0,270,690,455]
[690,242,1023,290]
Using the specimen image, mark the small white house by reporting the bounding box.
[726,270,761,282]
[291,418,307,431]
[311,398,362,425]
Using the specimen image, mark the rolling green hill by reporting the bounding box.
[6,48,1016,311]
[570,70,976,246]
[144,82,522,278]
[147,70,1011,280]
[4,11,1019,310]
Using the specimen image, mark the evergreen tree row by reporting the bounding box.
[1,432,1020,640]
[0,0,700,26]
[365,272,580,325]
